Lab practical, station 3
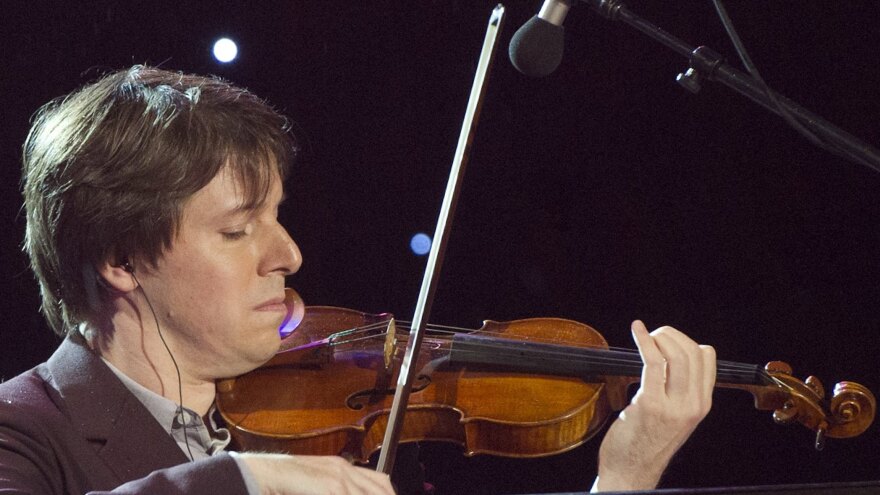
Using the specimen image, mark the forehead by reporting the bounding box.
[184,165,282,222]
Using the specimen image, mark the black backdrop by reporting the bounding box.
[2,2,880,494]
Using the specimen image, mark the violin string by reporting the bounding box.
[322,320,762,372]
[323,325,761,381]
[322,319,760,371]
[329,320,653,354]
[373,321,763,370]
[765,373,796,392]
[329,330,747,375]
[322,319,730,366]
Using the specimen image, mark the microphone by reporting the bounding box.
[509,0,573,77]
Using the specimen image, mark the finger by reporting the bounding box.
[631,320,666,396]
[650,326,691,400]
[699,344,717,409]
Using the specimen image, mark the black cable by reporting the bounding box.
[129,270,196,462]
[711,0,880,173]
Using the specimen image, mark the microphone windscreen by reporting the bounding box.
[509,16,565,77]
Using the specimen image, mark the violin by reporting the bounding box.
[216,296,876,463]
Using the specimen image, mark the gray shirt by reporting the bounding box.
[103,359,260,494]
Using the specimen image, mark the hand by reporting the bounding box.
[591,320,716,492]
[237,453,395,495]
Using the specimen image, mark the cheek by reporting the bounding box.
[181,242,251,286]
[188,270,251,327]
[160,252,250,322]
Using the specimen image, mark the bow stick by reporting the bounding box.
[376,4,507,474]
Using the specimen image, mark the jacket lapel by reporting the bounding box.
[45,338,191,484]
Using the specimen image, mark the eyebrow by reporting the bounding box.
[222,191,288,218]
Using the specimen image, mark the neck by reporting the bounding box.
[86,311,217,416]
[448,333,769,386]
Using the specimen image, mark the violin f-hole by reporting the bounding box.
[345,375,432,410]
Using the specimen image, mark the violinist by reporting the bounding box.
[0,65,716,494]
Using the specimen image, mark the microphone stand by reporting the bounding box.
[580,0,880,171]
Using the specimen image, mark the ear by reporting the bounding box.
[96,260,138,293]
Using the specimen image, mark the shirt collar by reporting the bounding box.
[100,357,231,458]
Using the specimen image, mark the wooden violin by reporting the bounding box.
[216,300,876,462]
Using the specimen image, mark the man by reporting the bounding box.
[0,66,715,494]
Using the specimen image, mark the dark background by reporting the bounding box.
[2,2,879,494]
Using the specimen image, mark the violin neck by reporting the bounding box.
[448,333,768,386]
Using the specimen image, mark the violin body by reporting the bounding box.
[217,306,616,462]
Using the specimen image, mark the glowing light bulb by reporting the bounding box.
[410,233,432,256]
[212,38,238,63]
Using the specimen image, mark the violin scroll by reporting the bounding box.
[828,381,876,438]
[757,361,875,449]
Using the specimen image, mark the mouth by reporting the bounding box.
[254,297,288,312]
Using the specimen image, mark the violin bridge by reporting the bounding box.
[383,318,397,372]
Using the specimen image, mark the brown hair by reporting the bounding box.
[22,65,297,335]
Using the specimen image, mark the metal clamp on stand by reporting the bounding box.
[676,46,724,94]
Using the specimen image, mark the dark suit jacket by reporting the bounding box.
[0,337,248,494]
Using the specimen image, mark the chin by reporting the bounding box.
[219,348,278,379]
[252,329,283,363]
[221,323,282,376]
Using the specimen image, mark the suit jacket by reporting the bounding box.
[0,337,248,494]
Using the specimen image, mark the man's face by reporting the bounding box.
[136,166,301,380]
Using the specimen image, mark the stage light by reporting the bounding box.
[212,38,238,63]
[410,233,432,256]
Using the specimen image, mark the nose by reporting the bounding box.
[263,222,302,276]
